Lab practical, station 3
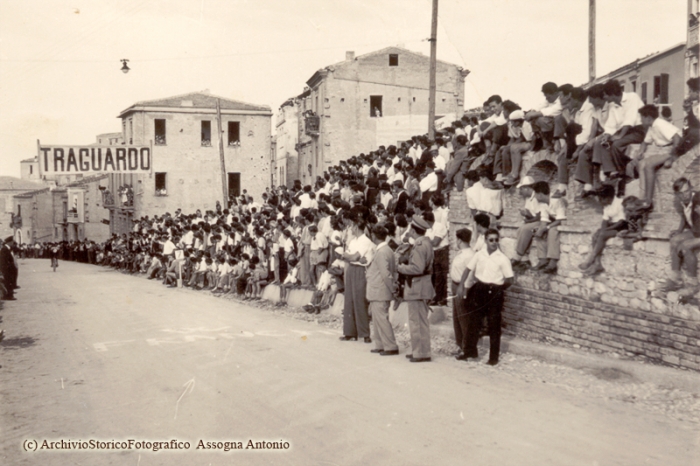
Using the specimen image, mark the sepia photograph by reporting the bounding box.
[0,0,698,464]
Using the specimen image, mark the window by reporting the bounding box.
[129,119,133,144]
[155,173,167,196]
[389,54,399,66]
[370,95,383,117]
[631,80,637,92]
[154,119,166,145]
[17,205,21,217]
[228,121,240,146]
[653,74,669,104]
[228,172,241,198]
[29,165,33,175]
[201,120,211,146]
[641,82,648,103]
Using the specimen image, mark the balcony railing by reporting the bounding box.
[690,22,699,48]
[304,114,320,136]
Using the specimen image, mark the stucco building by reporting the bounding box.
[0,177,46,242]
[105,91,272,235]
[277,46,468,185]
[587,43,686,128]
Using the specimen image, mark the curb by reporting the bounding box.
[433,322,700,394]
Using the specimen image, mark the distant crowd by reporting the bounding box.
[3,76,699,363]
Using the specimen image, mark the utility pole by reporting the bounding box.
[589,0,596,82]
[428,0,438,139]
[216,99,228,206]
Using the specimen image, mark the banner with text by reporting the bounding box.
[38,145,151,175]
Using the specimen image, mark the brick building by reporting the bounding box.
[106,91,272,235]
[277,46,468,185]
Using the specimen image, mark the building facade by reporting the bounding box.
[106,91,272,235]
[588,43,686,128]
[0,177,46,242]
[274,99,300,187]
[280,47,468,184]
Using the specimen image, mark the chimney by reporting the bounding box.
[346,51,355,61]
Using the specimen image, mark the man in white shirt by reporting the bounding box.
[418,162,438,204]
[573,84,607,197]
[578,185,627,276]
[502,110,535,186]
[551,87,588,198]
[632,104,683,205]
[592,79,646,180]
[450,228,475,359]
[525,82,563,151]
[340,220,376,342]
[459,228,514,365]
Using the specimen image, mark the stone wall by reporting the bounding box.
[449,144,700,371]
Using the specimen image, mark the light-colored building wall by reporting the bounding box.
[95,132,123,146]
[288,47,467,183]
[588,43,685,128]
[274,101,299,187]
[126,110,271,214]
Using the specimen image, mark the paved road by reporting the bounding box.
[0,259,697,465]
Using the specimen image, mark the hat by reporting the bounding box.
[509,110,525,121]
[516,176,535,188]
[410,215,430,231]
[4,236,14,243]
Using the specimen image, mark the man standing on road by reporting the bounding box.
[366,225,399,356]
[461,228,514,365]
[1,236,18,301]
[397,215,435,363]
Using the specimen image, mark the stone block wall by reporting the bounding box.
[448,144,700,371]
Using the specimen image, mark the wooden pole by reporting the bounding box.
[216,99,228,206]
[428,0,438,139]
[589,0,596,82]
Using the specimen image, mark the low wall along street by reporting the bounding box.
[449,144,700,372]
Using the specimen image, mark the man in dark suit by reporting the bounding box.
[1,236,18,301]
[366,225,399,356]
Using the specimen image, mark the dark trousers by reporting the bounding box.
[452,281,468,352]
[593,126,646,174]
[463,281,505,362]
[343,264,369,338]
[432,247,449,303]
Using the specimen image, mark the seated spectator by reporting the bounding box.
[511,177,542,270]
[551,87,588,198]
[572,84,606,199]
[502,110,535,186]
[577,185,628,276]
[627,104,682,207]
[591,79,645,191]
[279,257,300,305]
[663,178,700,298]
[531,182,566,274]
[475,167,505,222]
[525,82,563,151]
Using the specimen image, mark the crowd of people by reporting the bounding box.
[1,76,698,364]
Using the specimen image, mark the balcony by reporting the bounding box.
[304,112,320,136]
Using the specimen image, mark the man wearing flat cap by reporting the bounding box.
[397,215,435,362]
[1,236,18,301]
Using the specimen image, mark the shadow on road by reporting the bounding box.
[0,336,37,350]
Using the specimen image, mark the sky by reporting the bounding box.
[0,0,688,177]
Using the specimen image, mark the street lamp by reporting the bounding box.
[120,59,130,74]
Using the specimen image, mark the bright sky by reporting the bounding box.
[0,0,687,177]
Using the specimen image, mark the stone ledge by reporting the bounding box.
[431,322,700,394]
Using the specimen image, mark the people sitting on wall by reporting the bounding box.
[663,177,700,299]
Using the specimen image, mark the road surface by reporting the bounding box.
[0,259,697,465]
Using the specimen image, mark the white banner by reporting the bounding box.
[38,145,151,175]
